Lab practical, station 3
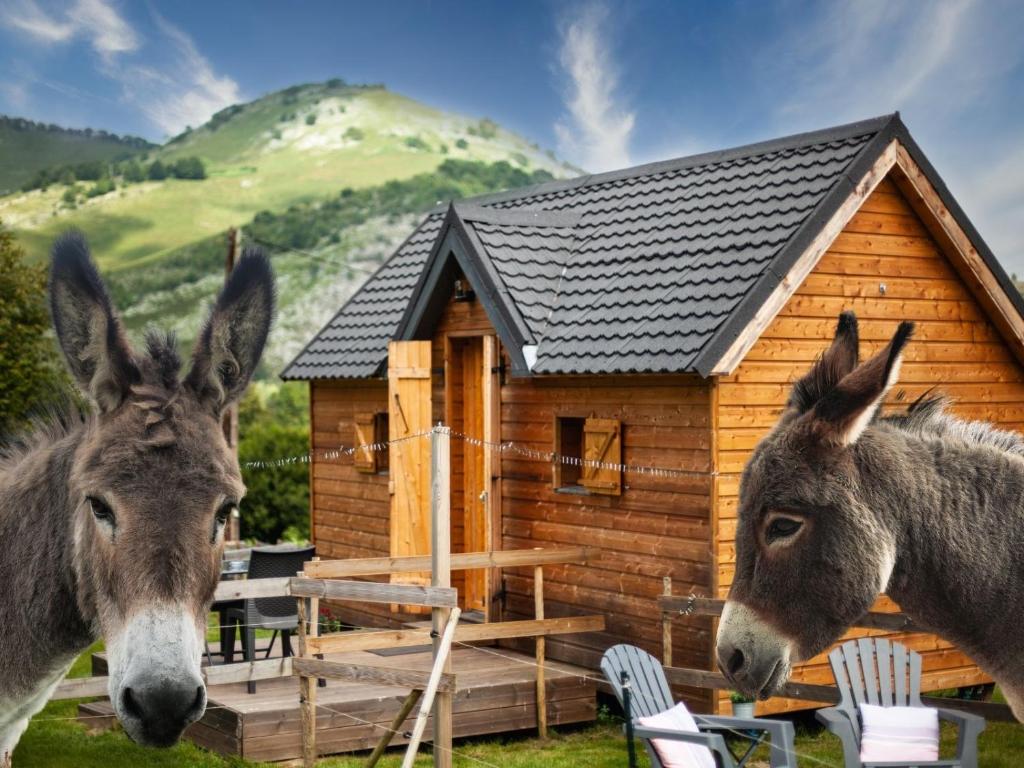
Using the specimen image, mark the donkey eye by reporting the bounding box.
[766,516,803,542]
[216,502,237,525]
[87,497,115,525]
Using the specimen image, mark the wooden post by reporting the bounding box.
[534,564,547,739]
[430,426,453,768]
[662,576,673,668]
[366,688,423,768]
[297,569,317,768]
[402,607,460,768]
[223,227,240,543]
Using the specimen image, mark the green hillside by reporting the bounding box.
[0,80,578,376]
[1,81,574,271]
[0,116,152,194]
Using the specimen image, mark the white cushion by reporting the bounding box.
[859,703,939,763]
[636,702,716,768]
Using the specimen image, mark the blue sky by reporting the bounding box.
[2,0,1023,271]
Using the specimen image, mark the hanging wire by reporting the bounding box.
[243,424,717,479]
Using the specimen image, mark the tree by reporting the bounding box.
[148,160,168,180]
[171,156,206,180]
[123,161,145,183]
[0,222,67,433]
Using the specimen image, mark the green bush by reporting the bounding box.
[404,136,430,151]
[0,222,68,433]
[238,385,310,543]
[62,187,78,204]
[122,160,145,183]
[455,137,469,149]
[343,126,364,141]
[171,156,206,180]
[147,160,168,180]
[86,178,115,198]
[305,114,317,126]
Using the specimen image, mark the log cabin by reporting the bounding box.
[282,113,1024,714]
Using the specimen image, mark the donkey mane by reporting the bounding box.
[883,392,1024,457]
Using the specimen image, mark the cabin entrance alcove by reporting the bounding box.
[445,334,501,619]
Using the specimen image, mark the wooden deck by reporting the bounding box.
[81,645,596,762]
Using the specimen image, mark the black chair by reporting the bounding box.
[224,545,315,693]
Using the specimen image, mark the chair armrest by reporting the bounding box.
[633,725,733,767]
[696,715,797,768]
[816,707,862,768]
[934,707,985,767]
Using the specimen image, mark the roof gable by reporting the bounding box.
[282,113,1024,381]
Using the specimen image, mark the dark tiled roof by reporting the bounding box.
[284,113,1010,379]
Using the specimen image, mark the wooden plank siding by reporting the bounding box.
[711,175,1007,714]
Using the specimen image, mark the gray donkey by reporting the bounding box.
[0,232,274,763]
[716,311,1024,720]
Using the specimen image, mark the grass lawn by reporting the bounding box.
[15,638,1024,767]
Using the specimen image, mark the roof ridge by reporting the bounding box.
[430,113,897,212]
[452,203,581,229]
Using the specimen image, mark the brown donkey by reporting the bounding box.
[0,233,274,762]
[716,312,1024,719]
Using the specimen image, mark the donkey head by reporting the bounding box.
[716,312,913,700]
[50,232,274,746]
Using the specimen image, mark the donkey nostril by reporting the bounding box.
[121,687,143,720]
[189,686,205,717]
[727,648,746,676]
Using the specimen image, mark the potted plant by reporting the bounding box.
[729,691,755,719]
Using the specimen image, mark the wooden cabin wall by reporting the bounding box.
[308,378,395,629]
[712,175,1013,714]
[498,374,717,711]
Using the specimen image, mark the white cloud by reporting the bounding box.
[765,0,1024,273]
[554,1,635,172]
[0,0,240,138]
[0,0,74,42]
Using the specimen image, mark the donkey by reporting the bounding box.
[0,232,274,762]
[716,311,1024,720]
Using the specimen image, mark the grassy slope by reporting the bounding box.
[0,119,151,194]
[1,83,573,271]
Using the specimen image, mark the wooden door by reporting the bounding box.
[461,337,487,612]
[388,340,432,588]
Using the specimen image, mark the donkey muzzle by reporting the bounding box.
[107,604,207,747]
[716,601,793,699]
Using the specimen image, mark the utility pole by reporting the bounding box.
[224,227,241,543]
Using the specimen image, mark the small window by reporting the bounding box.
[353,412,389,474]
[554,416,622,496]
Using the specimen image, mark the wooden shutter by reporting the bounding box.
[352,413,377,473]
[580,418,622,496]
[388,341,432,585]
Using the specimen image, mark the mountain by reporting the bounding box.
[0,80,579,375]
[0,116,152,194]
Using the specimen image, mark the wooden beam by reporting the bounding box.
[213,576,290,602]
[302,546,595,579]
[288,577,457,608]
[891,142,1024,367]
[291,657,455,694]
[307,615,606,656]
[430,425,453,768]
[709,139,899,375]
[657,595,922,633]
[664,665,1018,721]
[534,565,547,740]
[366,689,423,768]
[50,675,110,701]
[401,607,461,768]
[203,656,293,686]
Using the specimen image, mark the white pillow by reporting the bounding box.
[859,703,939,763]
[636,702,716,768]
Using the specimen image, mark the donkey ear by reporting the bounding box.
[810,321,914,447]
[787,311,860,413]
[185,248,274,414]
[50,232,139,412]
